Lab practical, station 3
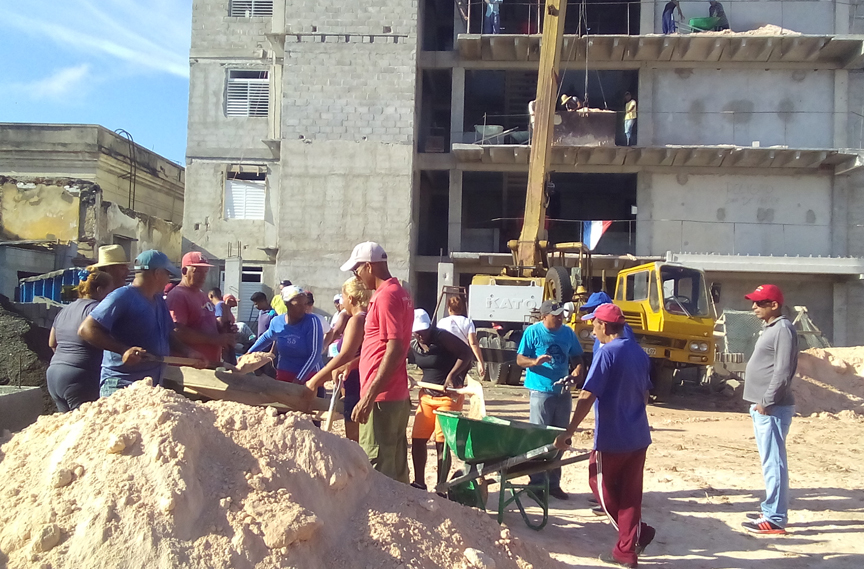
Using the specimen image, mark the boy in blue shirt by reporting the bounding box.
[555,303,655,568]
[517,300,584,500]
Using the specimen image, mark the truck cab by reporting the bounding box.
[572,262,715,367]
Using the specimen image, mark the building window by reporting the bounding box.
[226,70,269,117]
[229,0,273,17]
[224,170,267,220]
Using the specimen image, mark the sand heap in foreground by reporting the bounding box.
[794,348,864,416]
[0,382,542,569]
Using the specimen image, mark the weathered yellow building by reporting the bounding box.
[0,124,184,299]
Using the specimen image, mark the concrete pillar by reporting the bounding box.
[224,256,243,320]
[836,0,850,35]
[448,169,463,252]
[640,1,655,35]
[451,67,466,145]
[436,262,455,320]
[635,172,653,256]
[834,281,848,347]
[832,176,849,257]
[834,70,849,149]
[637,66,653,146]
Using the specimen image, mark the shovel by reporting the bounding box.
[323,372,344,432]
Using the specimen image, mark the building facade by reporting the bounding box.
[186,0,864,344]
[0,124,184,299]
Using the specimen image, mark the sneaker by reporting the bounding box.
[598,552,636,568]
[742,517,787,535]
[410,481,427,491]
[549,487,569,501]
[635,525,656,556]
[591,505,606,516]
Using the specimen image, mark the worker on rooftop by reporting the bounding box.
[709,0,730,31]
[662,1,683,34]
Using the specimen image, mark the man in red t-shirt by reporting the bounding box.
[342,241,413,483]
[166,252,235,364]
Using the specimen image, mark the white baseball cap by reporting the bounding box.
[281,285,307,302]
[340,241,388,272]
[333,294,343,304]
[412,308,432,332]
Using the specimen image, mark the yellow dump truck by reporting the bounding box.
[569,262,716,394]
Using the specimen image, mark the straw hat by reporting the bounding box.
[87,245,129,270]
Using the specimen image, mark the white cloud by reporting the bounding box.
[7,0,191,78]
[26,65,92,100]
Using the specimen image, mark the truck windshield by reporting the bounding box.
[659,266,710,318]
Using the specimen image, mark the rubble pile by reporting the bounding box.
[0,382,543,569]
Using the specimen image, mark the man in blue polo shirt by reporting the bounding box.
[555,303,655,569]
[79,250,205,396]
[517,300,584,500]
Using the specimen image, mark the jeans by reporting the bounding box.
[484,12,500,34]
[750,404,794,527]
[624,119,635,145]
[528,390,572,489]
[662,12,677,34]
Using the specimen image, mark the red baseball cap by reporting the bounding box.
[584,303,626,324]
[745,284,784,305]
[181,251,214,268]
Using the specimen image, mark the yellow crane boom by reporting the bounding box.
[513,0,569,275]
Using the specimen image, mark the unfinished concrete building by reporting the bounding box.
[186,0,864,343]
[0,124,184,299]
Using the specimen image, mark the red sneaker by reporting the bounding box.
[742,518,787,535]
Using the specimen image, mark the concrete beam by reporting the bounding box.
[668,253,864,275]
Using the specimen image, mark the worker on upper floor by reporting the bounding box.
[662,1,684,34]
[624,92,637,146]
[484,0,502,34]
[709,0,730,31]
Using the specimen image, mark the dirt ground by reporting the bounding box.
[402,382,864,569]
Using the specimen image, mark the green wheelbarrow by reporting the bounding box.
[434,410,590,531]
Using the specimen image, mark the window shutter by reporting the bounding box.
[225,179,266,220]
[229,1,273,17]
[226,71,269,117]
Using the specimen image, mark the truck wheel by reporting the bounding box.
[651,361,676,401]
[546,266,574,303]
[504,340,522,385]
[483,335,510,385]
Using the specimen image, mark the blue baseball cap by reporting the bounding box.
[134,250,181,277]
[581,291,613,312]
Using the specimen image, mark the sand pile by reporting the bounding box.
[793,348,864,416]
[0,381,543,569]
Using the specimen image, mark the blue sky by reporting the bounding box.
[0,0,192,166]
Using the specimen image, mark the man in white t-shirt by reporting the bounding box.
[304,290,334,354]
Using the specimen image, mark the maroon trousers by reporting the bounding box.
[589,447,650,565]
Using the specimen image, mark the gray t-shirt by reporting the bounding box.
[50,298,102,371]
[743,315,797,407]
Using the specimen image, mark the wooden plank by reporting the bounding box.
[162,366,341,414]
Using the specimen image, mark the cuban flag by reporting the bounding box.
[584,220,613,250]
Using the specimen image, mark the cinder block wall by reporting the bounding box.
[275,0,418,294]
[185,0,418,302]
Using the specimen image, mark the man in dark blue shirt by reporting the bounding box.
[555,303,655,568]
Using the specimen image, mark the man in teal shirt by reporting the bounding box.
[517,300,584,499]
[484,0,502,34]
